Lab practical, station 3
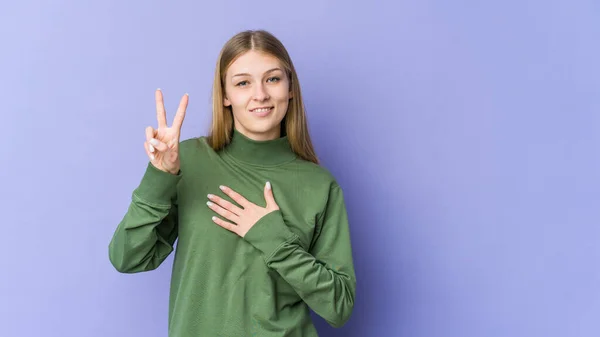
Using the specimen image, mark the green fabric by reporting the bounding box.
[108,129,356,336]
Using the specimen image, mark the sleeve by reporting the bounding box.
[108,162,182,273]
[242,183,356,328]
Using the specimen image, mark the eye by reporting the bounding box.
[236,80,249,87]
[267,77,280,83]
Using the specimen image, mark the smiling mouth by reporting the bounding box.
[250,107,273,113]
[250,107,274,117]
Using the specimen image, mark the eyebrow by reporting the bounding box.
[232,68,283,78]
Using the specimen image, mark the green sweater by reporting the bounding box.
[108,129,356,336]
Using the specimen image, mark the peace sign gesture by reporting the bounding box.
[144,89,188,175]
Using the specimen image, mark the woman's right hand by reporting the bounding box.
[144,89,188,175]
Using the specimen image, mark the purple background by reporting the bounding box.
[1,0,599,336]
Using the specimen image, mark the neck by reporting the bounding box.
[236,127,281,141]
[223,128,296,166]
[233,119,282,141]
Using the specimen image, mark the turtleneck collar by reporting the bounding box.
[223,128,297,166]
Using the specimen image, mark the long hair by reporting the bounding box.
[206,30,319,165]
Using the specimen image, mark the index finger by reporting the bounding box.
[219,185,250,208]
[155,89,167,129]
[172,93,189,133]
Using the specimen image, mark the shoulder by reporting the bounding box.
[176,136,221,167]
[289,157,343,192]
[179,135,207,149]
[178,136,214,155]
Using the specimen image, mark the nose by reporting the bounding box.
[252,82,270,101]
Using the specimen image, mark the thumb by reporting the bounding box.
[264,181,278,210]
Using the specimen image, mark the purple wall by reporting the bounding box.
[1,0,599,336]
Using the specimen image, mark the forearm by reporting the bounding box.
[108,194,178,273]
[108,162,181,273]
[243,211,356,327]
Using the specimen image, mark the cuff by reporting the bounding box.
[243,210,297,261]
[133,162,182,206]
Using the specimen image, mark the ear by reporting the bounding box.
[224,97,231,107]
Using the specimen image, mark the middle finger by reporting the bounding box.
[207,194,243,216]
[207,200,239,222]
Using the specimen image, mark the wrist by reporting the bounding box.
[134,162,182,205]
[243,210,297,261]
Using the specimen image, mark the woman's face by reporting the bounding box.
[223,50,292,141]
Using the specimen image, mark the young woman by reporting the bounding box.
[109,29,356,337]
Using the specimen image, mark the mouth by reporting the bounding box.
[249,106,274,117]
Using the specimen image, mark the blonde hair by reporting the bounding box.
[206,30,319,165]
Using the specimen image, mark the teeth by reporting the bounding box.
[253,108,271,113]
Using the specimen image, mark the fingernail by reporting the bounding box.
[207,194,214,199]
[149,144,155,152]
[150,155,155,160]
[206,201,213,207]
[266,181,271,190]
[157,88,161,91]
[219,185,225,191]
[185,93,189,96]
[150,138,159,146]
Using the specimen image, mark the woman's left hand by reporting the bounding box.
[207,181,279,237]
